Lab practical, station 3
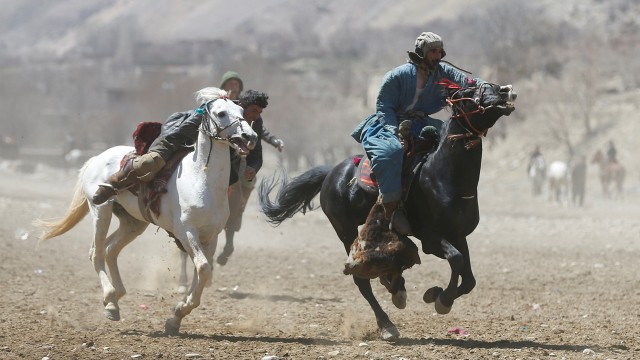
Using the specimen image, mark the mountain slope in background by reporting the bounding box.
[0,0,532,59]
[1,0,638,188]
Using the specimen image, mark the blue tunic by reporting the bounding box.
[351,62,480,202]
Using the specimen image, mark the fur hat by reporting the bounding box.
[407,32,446,64]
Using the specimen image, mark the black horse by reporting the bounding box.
[259,81,517,339]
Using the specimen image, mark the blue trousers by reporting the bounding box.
[361,117,441,203]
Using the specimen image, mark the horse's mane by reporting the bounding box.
[194,87,228,106]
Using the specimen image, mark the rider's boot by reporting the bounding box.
[92,152,165,205]
[92,157,136,205]
[382,200,412,235]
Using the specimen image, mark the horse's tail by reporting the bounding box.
[34,161,90,240]
[258,165,333,225]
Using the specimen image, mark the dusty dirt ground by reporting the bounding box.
[0,158,638,360]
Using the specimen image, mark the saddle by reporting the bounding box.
[354,125,439,195]
[121,122,192,223]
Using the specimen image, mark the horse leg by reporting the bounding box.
[105,211,149,303]
[165,230,213,334]
[177,250,190,294]
[339,224,400,340]
[216,230,235,266]
[88,204,121,321]
[423,238,464,315]
[379,273,407,309]
[601,176,609,198]
[454,238,476,297]
[202,236,218,288]
[218,180,246,266]
[353,276,400,340]
[615,170,624,199]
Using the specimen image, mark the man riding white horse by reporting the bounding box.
[350,32,487,235]
[92,90,270,205]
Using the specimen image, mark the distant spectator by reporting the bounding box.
[606,140,617,164]
[571,155,587,207]
[527,145,545,175]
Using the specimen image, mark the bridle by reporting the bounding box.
[198,98,242,142]
[197,98,243,168]
[444,82,496,150]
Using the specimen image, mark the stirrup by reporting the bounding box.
[389,208,411,235]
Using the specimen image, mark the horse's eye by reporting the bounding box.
[217,111,227,118]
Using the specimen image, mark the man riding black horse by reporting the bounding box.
[351,32,487,235]
[259,31,516,339]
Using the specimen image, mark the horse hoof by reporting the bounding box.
[392,291,407,309]
[177,285,188,294]
[216,255,229,266]
[423,286,443,304]
[164,317,181,335]
[435,296,452,314]
[104,303,120,321]
[380,325,400,340]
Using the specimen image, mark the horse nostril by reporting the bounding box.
[243,133,257,150]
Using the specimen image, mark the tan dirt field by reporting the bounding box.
[0,157,638,359]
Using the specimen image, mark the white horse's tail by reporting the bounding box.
[35,162,90,240]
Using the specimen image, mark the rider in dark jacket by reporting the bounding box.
[92,90,270,205]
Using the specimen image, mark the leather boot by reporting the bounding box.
[92,158,136,205]
[382,200,412,235]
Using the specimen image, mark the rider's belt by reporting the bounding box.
[397,111,429,122]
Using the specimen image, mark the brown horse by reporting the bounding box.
[591,150,626,199]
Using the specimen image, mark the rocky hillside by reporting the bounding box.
[2,0,495,60]
[1,0,638,186]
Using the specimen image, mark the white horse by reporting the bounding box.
[36,87,257,334]
[547,160,569,204]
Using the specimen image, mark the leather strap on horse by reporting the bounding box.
[130,148,192,224]
[137,185,157,224]
[403,154,429,203]
[447,133,482,150]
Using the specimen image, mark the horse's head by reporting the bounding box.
[196,87,257,155]
[441,79,517,136]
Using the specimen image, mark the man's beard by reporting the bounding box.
[420,59,440,71]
